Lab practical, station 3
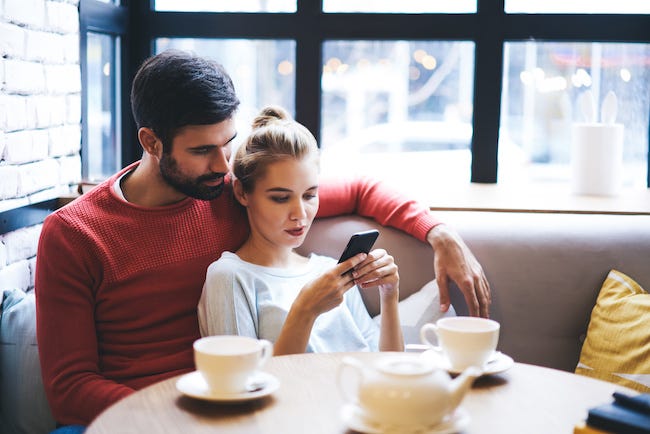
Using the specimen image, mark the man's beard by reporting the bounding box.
[159,153,226,201]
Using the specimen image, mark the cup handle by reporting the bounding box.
[337,356,363,405]
[420,323,441,350]
[257,339,273,368]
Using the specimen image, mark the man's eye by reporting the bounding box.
[191,148,210,154]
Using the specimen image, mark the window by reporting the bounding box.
[80,0,127,181]
[81,1,650,192]
[505,0,650,14]
[320,40,475,188]
[500,41,650,188]
[154,0,296,13]
[85,32,120,181]
[323,0,476,13]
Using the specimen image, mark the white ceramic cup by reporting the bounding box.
[193,335,273,394]
[420,316,500,371]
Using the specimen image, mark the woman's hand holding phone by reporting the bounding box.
[293,254,368,318]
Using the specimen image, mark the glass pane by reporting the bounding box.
[506,0,650,14]
[154,0,296,12]
[323,0,476,13]
[499,41,650,188]
[155,38,296,148]
[320,41,475,192]
[86,32,120,181]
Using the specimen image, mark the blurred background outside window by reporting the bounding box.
[500,42,650,188]
[505,0,650,14]
[85,32,120,181]
[154,0,296,12]
[319,41,475,190]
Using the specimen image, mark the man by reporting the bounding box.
[35,50,490,428]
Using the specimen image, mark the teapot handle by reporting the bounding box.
[337,356,364,405]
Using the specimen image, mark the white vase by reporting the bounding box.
[570,122,624,196]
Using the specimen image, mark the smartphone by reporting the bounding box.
[338,230,380,266]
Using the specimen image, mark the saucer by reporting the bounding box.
[421,349,514,376]
[176,371,279,402]
[341,404,469,434]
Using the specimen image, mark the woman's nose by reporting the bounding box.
[290,200,307,220]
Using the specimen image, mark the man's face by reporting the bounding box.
[159,119,237,200]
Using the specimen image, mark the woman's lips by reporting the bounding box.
[286,227,305,237]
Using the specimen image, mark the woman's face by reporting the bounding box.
[238,157,320,251]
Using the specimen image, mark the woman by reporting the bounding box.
[198,106,403,354]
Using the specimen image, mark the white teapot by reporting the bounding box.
[338,354,480,430]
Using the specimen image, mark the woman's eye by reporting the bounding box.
[304,194,317,200]
[271,196,289,203]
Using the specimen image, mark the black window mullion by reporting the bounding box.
[295,1,322,141]
[122,0,153,165]
[471,0,505,183]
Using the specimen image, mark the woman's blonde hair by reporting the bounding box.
[233,106,319,193]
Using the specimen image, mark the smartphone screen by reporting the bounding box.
[338,230,380,264]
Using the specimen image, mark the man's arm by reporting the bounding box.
[35,214,134,425]
[317,176,439,242]
[318,176,491,317]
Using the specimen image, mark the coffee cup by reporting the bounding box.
[420,317,500,371]
[193,335,273,394]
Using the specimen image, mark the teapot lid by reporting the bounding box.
[376,355,434,376]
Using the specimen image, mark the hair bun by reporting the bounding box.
[251,105,291,129]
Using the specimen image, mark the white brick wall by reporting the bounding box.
[5,0,47,29]
[0,165,20,199]
[0,239,7,269]
[5,59,47,94]
[1,0,81,292]
[0,131,5,159]
[0,22,26,57]
[2,225,41,263]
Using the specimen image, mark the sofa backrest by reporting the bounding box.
[301,211,650,372]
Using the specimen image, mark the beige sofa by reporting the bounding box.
[2,210,650,433]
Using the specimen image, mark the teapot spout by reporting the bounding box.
[448,366,481,410]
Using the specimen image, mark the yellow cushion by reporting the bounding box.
[575,270,650,392]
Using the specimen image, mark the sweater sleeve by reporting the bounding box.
[316,176,441,242]
[35,214,134,426]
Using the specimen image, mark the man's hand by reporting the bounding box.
[426,224,491,318]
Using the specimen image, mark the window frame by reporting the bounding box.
[80,0,131,178]
[120,0,650,186]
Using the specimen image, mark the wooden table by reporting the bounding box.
[86,352,631,434]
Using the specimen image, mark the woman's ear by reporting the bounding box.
[138,127,163,158]
[233,179,248,207]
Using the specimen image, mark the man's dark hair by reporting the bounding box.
[130,50,240,152]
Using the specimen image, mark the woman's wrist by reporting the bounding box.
[379,285,400,303]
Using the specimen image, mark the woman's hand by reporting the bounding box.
[351,249,403,351]
[274,253,368,355]
[293,253,369,318]
[350,249,400,298]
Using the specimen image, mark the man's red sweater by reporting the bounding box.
[35,163,439,425]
